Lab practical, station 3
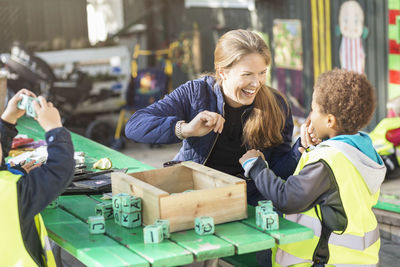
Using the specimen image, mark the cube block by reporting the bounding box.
[143,225,164,244]
[88,216,105,234]
[260,211,279,231]
[155,219,170,238]
[121,211,142,228]
[258,200,273,211]
[95,202,114,220]
[17,95,39,117]
[195,216,214,235]
[121,195,141,213]
[112,193,130,212]
[256,205,273,227]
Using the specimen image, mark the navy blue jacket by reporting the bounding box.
[1,119,75,266]
[126,76,302,180]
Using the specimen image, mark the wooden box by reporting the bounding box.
[111,161,247,232]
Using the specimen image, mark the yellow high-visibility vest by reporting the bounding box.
[274,145,380,266]
[0,171,56,266]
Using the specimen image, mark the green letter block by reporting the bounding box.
[121,211,142,228]
[260,211,279,231]
[256,205,273,227]
[95,202,114,220]
[143,225,164,244]
[258,200,273,210]
[121,195,141,213]
[114,211,122,225]
[112,193,127,212]
[88,216,105,234]
[155,219,170,238]
[194,216,214,235]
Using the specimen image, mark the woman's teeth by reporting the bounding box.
[243,89,256,94]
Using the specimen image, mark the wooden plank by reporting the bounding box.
[60,195,194,267]
[170,230,234,261]
[241,206,314,245]
[214,221,275,255]
[41,208,149,267]
[159,184,247,232]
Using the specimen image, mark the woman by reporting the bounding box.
[125,29,306,205]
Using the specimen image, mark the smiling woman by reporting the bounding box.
[124,29,304,206]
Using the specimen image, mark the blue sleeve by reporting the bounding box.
[125,80,196,144]
[18,127,75,220]
[0,119,18,165]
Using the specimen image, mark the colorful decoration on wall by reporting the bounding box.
[311,0,332,81]
[338,0,368,74]
[273,19,305,117]
[388,0,400,100]
[273,19,303,70]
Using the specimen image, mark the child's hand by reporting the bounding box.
[239,149,264,165]
[1,89,37,124]
[32,96,62,132]
[299,119,321,153]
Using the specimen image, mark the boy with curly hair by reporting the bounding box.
[240,69,386,266]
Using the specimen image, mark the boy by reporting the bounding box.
[0,89,75,266]
[240,69,386,266]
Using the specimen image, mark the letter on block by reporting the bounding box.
[260,211,279,231]
[143,225,164,244]
[17,95,38,117]
[114,211,122,225]
[88,216,105,234]
[95,202,114,220]
[121,211,142,228]
[194,216,215,235]
[47,197,59,209]
[121,195,141,213]
[155,219,170,238]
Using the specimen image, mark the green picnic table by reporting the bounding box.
[16,116,315,266]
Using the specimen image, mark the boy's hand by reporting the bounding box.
[33,96,62,132]
[1,89,37,124]
[299,119,321,153]
[239,149,264,165]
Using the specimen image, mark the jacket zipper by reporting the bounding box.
[203,102,225,165]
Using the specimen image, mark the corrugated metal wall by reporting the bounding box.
[330,0,388,130]
[0,0,89,53]
[122,0,388,129]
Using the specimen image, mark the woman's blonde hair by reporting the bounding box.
[214,29,288,148]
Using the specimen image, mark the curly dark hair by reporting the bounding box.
[314,69,376,134]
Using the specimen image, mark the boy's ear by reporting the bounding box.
[326,114,337,129]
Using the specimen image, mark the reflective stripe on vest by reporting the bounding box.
[286,213,380,250]
[0,171,56,267]
[274,146,380,266]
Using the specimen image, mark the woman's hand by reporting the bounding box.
[239,149,264,165]
[1,89,37,124]
[181,111,225,138]
[299,119,321,153]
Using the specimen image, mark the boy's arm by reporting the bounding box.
[247,157,333,214]
[17,127,75,220]
[0,119,18,164]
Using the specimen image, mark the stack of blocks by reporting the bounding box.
[143,219,170,244]
[256,200,279,231]
[17,94,39,117]
[113,193,142,228]
[88,216,106,234]
[194,216,215,235]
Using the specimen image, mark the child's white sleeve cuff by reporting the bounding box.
[242,157,258,177]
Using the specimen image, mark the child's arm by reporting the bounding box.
[0,89,37,163]
[17,97,75,220]
[240,150,333,214]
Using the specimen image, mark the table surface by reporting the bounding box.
[17,116,315,266]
